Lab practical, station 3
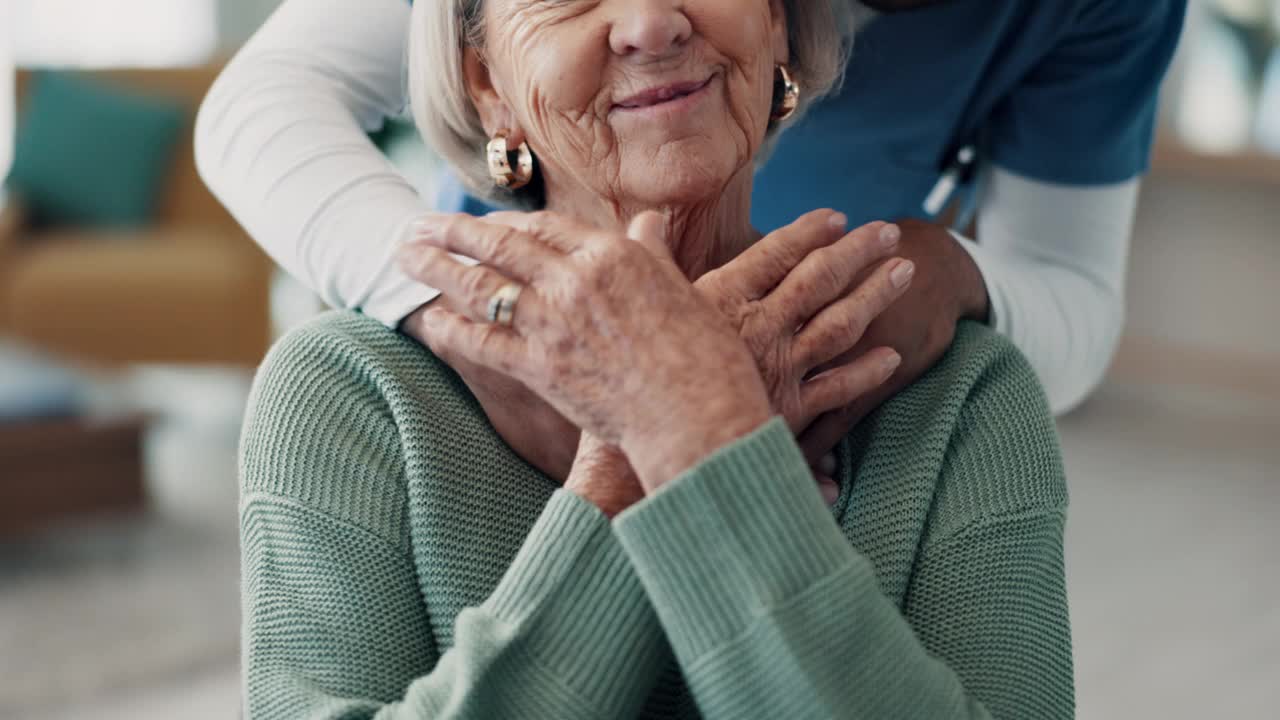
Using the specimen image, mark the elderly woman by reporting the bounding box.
[239,1,1072,718]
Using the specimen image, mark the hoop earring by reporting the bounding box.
[487,132,535,190]
[771,65,800,123]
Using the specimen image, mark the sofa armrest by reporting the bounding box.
[0,198,28,255]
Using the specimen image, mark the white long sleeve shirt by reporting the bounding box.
[195,0,1136,415]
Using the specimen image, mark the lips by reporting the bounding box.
[613,75,714,111]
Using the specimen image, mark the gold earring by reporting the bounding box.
[487,132,535,190]
[771,65,800,123]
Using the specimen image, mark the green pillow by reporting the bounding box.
[7,71,185,228]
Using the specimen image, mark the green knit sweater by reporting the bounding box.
[239,311,1072,719]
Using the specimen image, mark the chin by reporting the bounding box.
[622,142,745,206]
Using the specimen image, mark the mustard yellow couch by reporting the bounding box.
[0,66,272,366]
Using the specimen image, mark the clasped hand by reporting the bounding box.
[399,209,913,513]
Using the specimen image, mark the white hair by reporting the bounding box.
[407,1,856,210]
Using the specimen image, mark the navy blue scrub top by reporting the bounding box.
[434,0,1187,231]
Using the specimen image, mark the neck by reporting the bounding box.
[543,167,761,280]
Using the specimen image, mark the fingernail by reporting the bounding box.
[828,212,848,232]
[884,352,902,374]
[411,213,449,240]
[880,223,901,247]
[890,259,915,288]
[819,452,837,476]
[410,225,435,243]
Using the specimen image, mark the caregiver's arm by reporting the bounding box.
[797,173,1136,462]
[613,341,1071,719]
[953,167,1138,413]
[825,172,1135,417]
[961,0,1180,412]
[195,0,438,325]
[807,0,1182,426]
[239,325,664,720]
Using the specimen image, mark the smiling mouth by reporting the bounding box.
[613,75,715,112]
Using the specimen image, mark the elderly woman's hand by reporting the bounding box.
[401,209,910,503]
[562,432,642,519]
[403,296,580,481]
[402,210,913,492]
[560,209,911,506]
[402,210,772,489]
[694,210,913,500]
[695,210,912,436]
[796,219,989,462]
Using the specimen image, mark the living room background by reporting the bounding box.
[1,2,1276,719]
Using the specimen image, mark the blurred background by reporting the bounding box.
[0,1,1276,718]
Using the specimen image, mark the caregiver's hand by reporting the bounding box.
[798,218,990,461]
[400,210,771,490]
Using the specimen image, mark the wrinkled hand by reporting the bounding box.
[696,210,913,435]
[402,297,579,481]
[562,432,642,519]
[406,302,639,509]
[694,210,915,500]
[798,218,989,461]
[400,210,772,491]
[401,209,916,506]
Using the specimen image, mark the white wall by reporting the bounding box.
[1,0,12,181]
[14,0,219,68]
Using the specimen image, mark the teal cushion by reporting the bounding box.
[7,72,185,227]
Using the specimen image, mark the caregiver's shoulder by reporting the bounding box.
[894,320,1067,540]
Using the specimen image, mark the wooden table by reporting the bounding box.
[0,414,146,536]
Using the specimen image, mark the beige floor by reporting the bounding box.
[1066,173,1280,718]
[2,173,1277,719]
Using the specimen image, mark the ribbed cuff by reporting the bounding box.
[371,284,442,330]
[369,213,483,328]
[614,418,855,662]
[482,489,664,717]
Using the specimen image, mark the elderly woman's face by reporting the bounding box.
[466,0,789,208]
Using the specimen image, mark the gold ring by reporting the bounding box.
[486,283,523,327]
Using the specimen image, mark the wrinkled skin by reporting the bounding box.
[464,0,787,272]
[402,208,911,504]
[406,211,908,483]
[402,0,915,511]
[799,219,989,459]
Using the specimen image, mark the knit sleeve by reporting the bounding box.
[239,321,666,719]
[613,379,1072,716]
